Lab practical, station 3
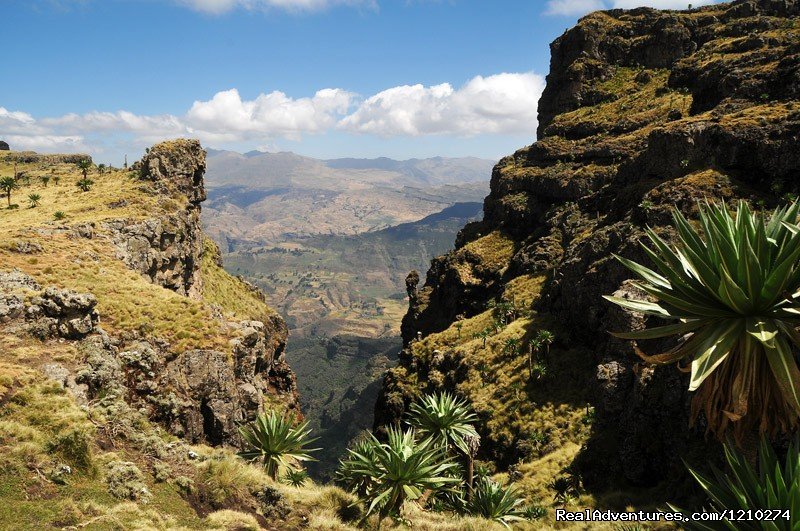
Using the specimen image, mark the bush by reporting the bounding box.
[45,427,94,471]
[254,485,290,519]
[106,461,151,503]
[205,510,260,531]
[465,477,528,528]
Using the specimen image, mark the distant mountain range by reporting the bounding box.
[206,149,494,189]
[202,149,492,246]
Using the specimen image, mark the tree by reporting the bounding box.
[238,411,319,480]
[503,337,521,357]
[535,330,555,365]
[473,327,492,348]
[1,176,19,207]
[40,175,50,187]
[408,392,480,499]
[27,193,41,208]
[97,163,106,175]
[76,159,92,179]
[76,178,94,192]
[604,201,800,446]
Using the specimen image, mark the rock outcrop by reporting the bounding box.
[0,141,9,151]
[376,0,800,493]
[0,271,99,340]
[106,140,207,297]
[0,139,300,448]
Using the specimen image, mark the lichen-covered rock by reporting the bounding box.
[138,139,207,204]
[377,0,800,491]
[11,240,43,254]
[104,213,203,297]
[0,270,99,339]
[28,287,100,339]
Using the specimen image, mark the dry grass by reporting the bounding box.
[200,238,277,323]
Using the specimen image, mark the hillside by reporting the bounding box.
[375,0,800,518]
[202,149,490,246]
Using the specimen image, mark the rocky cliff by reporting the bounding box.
[376,0,800,497]
[1,139,299,448]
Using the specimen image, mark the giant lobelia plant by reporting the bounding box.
[338,427,460,524]
[238,410,319,479]
[604,201,800,441]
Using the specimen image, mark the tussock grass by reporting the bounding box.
[200,237,277,322]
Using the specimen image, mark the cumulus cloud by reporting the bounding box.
[1,72,543,158]
[186,88,355,140]
[3,134,89,153]
[544,0,721,16]
[339,73,545,137]
[176,0,375,14]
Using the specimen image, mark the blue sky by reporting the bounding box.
[1,0,721,164]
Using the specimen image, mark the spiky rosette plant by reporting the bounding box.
[341,427,461,523]
[407,392,479,455]
[670,436,800,531]
[336,438,380,497]
[238,411,319,479]
[465,477,528,529]
[604,201,800,441]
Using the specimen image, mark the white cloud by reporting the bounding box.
[339,72,545,137]
[544,0,605,17]
[544,0,720,16]
[186,88,355,140]
[42,111,186,136]
[0,73,543,159]
[3,134,89,153]
[176,0,375,14]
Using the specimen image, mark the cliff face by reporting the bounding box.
[377,0,800,491]
[0,139,298,448]
[105,142,207,297]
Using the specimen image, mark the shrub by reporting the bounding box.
[45,426,94,471]
[205,510,260,531]
[465,477,528,528]
[76,178,94,192]
[198,455,265,508]
[106,461,151,503]
[27,193,41,207]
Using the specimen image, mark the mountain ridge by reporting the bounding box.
[375,0,800,506]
